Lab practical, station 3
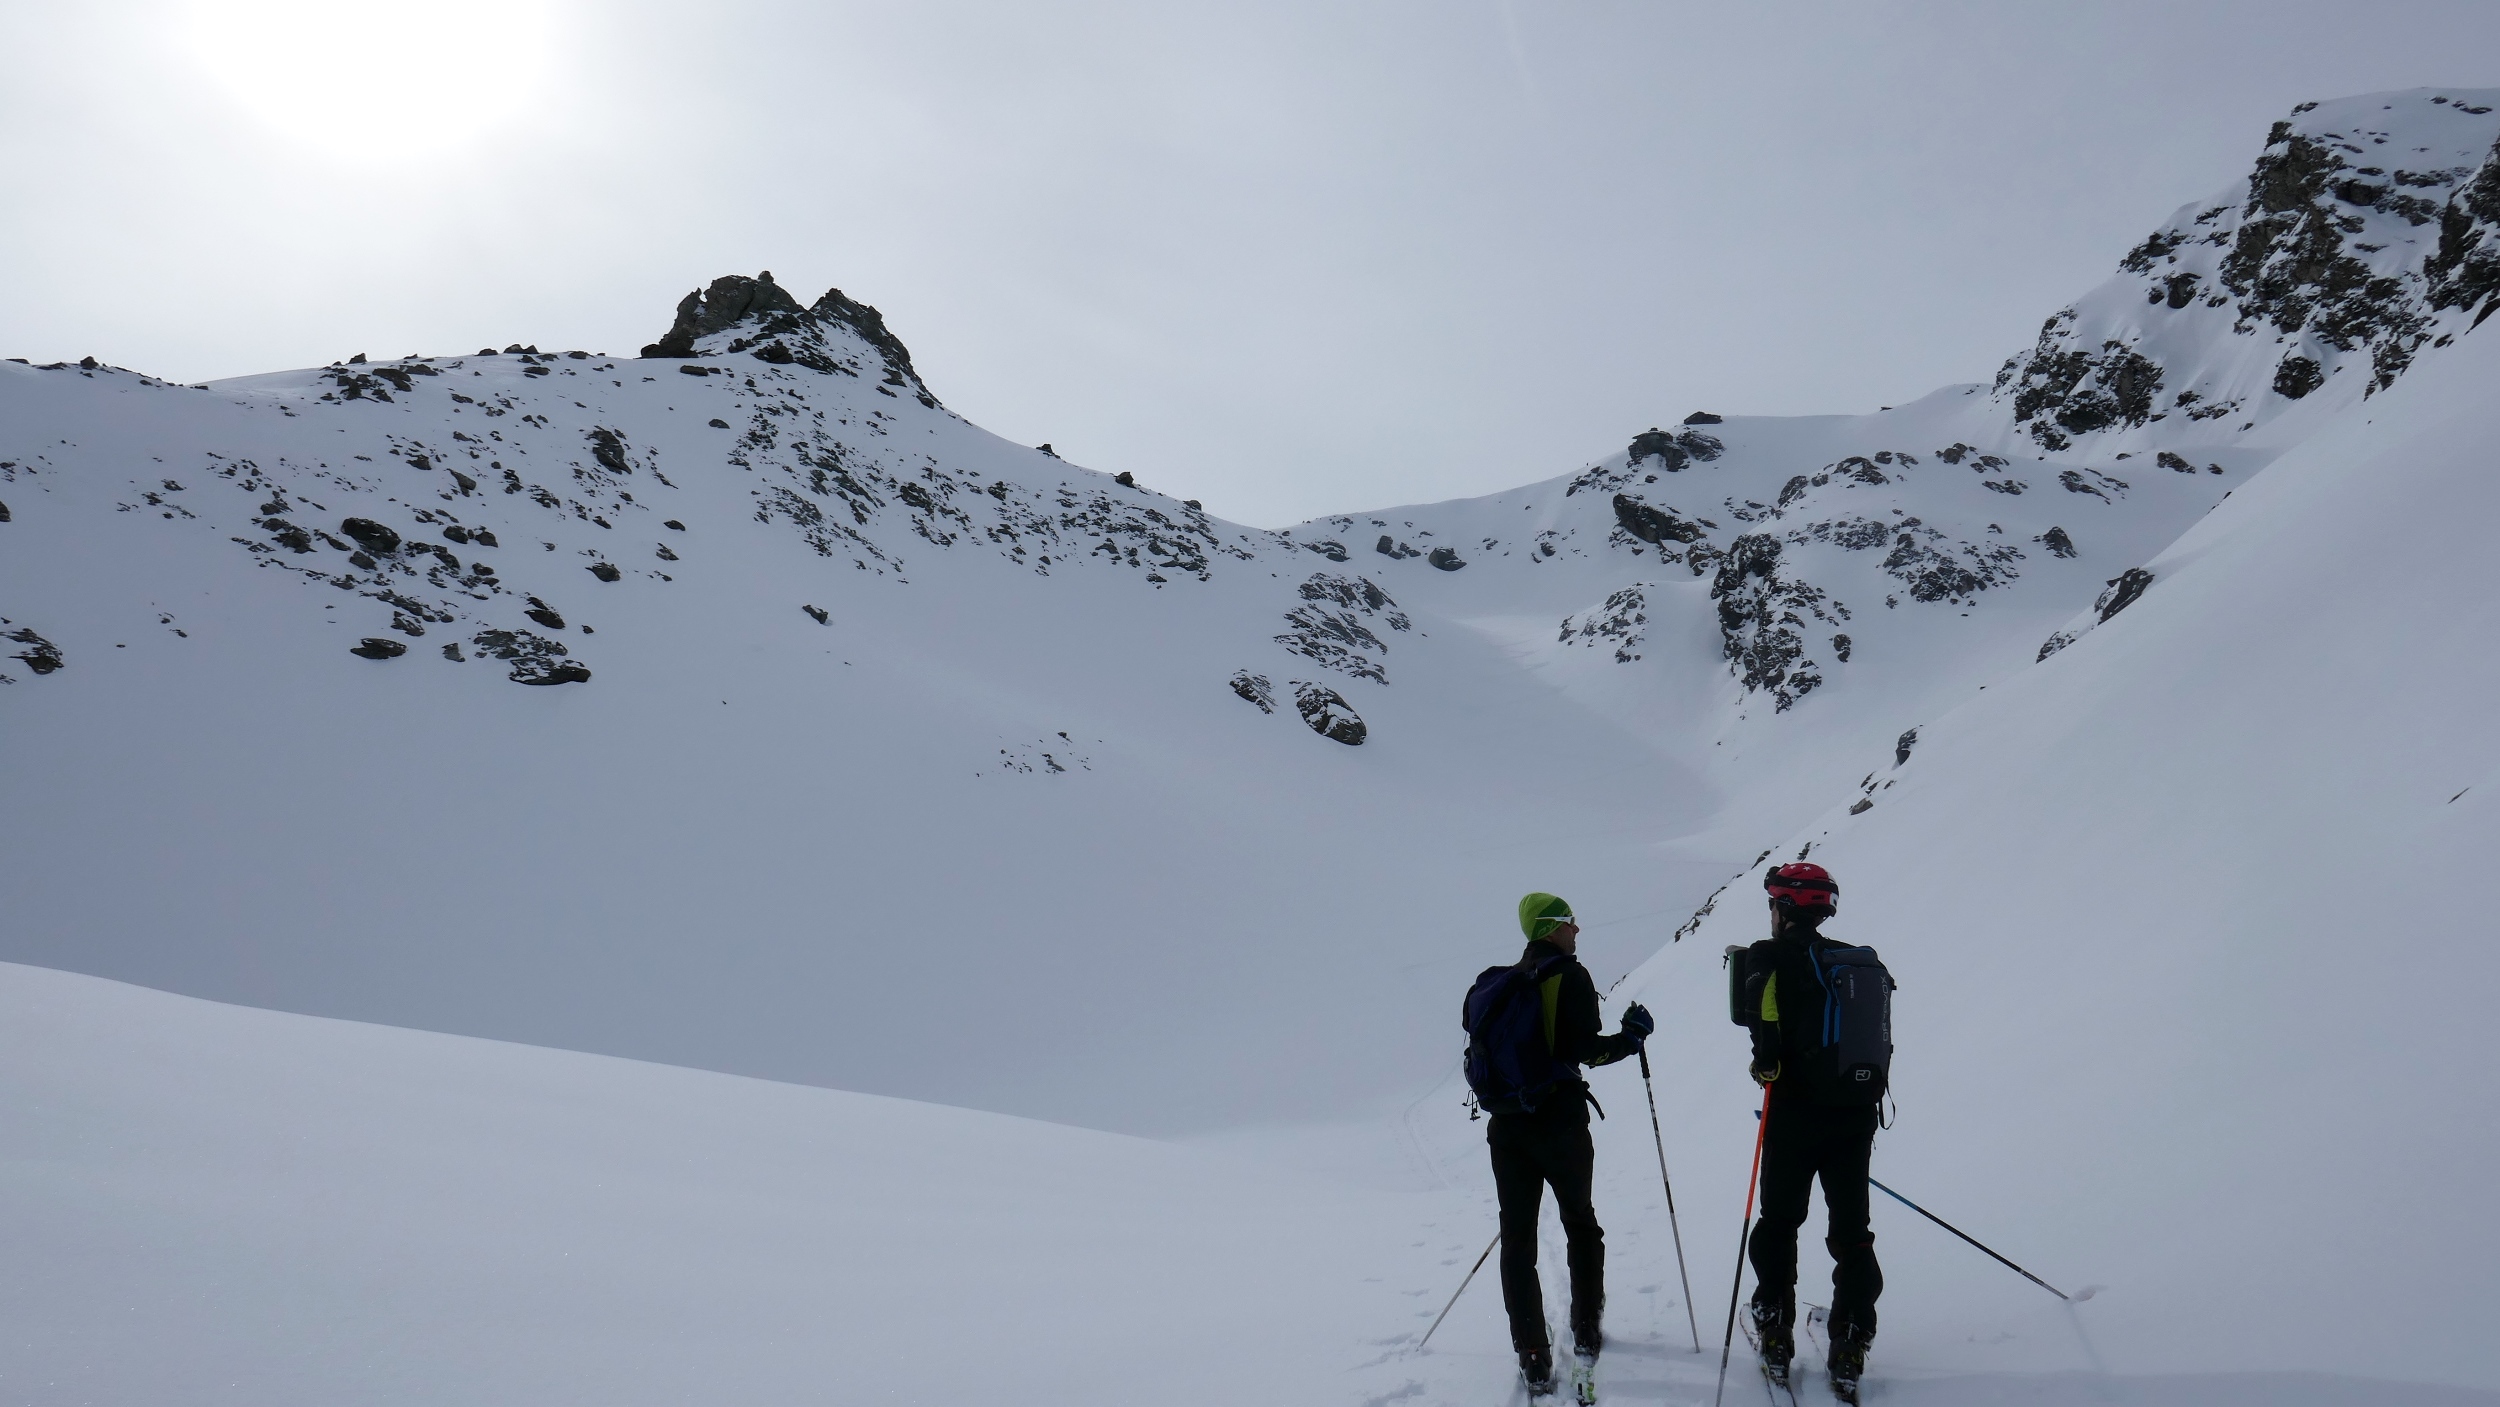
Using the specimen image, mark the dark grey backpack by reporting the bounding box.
[1803,944,1893,1106]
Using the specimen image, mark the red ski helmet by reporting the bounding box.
[1764,862,1838,916]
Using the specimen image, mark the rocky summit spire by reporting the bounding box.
[640,272,807,358]
[637,270,936,407]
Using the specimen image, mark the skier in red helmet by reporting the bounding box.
[1733,861,1895,1402]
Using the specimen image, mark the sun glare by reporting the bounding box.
[183,0,559,161]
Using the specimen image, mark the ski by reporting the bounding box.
[1804,1303,1861,1404]
[1569,1348,1598,1406]
[1525,1339,1561,1407]
[1736,1316,1800,1407]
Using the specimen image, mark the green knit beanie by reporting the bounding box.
[1518,892,1574,941]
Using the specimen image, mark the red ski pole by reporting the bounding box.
[1713,1084,1773,1407]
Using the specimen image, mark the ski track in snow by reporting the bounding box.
[2,88,2498,1404]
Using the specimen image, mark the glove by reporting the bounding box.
[1750,1059,1781,1087]
[1620,1003,1655,1041]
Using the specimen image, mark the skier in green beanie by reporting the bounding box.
[1465,892,1655,1400]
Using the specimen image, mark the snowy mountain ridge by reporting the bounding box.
[5,84,2500,1407]
[6,88,2500,1122]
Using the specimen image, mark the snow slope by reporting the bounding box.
[1596,230,2500,1394]
[0,959,1443,1405]
[0,283,1726,1134]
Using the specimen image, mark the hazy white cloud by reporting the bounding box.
[179,1,565,161]
[4,0,2495,524]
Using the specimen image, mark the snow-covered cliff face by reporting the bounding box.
[1993,88,2500,450]
[3,89,2496,1136]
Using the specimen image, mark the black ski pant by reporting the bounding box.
[1487,1099,1603,1353]
[1747,1100,1881,1342]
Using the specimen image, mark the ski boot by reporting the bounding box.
[1747,1295,1794,1389]
[1568,1322,1601,1405]
[1827,1323,1873,1405]
[1519,1345,1558,1404]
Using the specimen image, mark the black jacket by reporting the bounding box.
[1740,930,1864,1106]
[1515,938,1642,1082]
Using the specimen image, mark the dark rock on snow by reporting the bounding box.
[585,427,635,476]
[642,273,807,358]
[6,627,63,675]
[1229,670,1276,714]
[2097,567,2155,622]
[339,518,401,554]
[2273,355,2325,399]
[1294,682,1367,745]
[349,637,408,659]
[1613,493,1707,546]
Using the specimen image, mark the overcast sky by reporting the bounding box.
[4,2,2495,525]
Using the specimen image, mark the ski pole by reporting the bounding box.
[1868,1177,2078,1301]
[1712,1084,1773,1407]
[1415,1230,1500,1352]
[1639,1047,1702,1352]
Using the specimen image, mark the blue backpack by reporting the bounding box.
[1463,955,1572,1114]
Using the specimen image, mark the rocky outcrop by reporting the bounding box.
[339,517,401,554]
[1625,427,1728,473]
[1710,534,1847,712]
[1560,585,1651,663]
[6,626,63,675]
[2097,567,2155,622]
[808,286,933,404]
[2423,130,2500,322]
[1294,682,1366,745]
[1276,573,1409,683]
[1229,670,1275,713]
[1612,494,1706,547]
[1993,93,2500,449]
[640,272,940,409]
[640,273,807,358]
[471,627,588,685]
